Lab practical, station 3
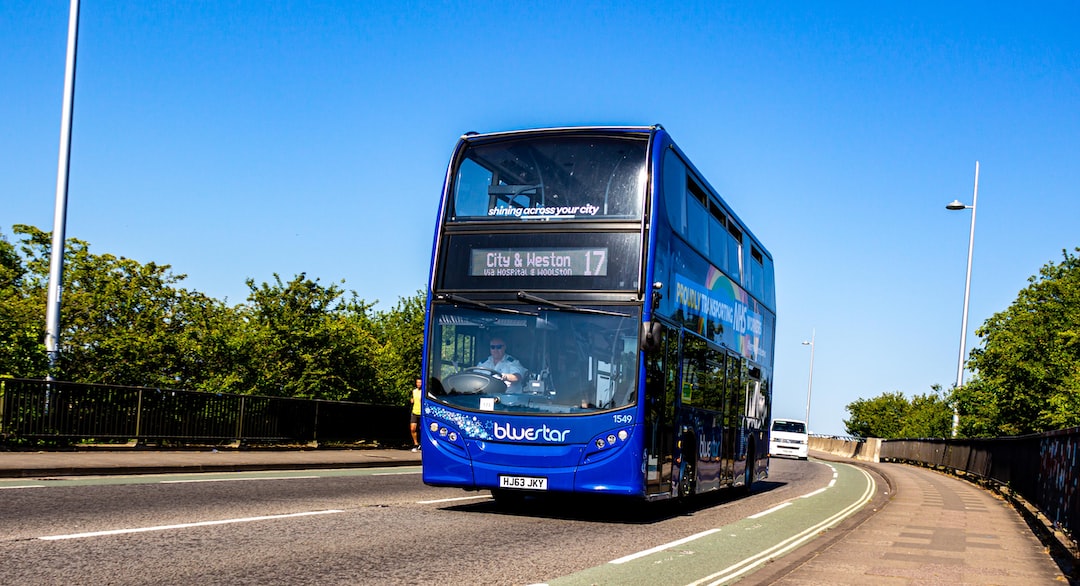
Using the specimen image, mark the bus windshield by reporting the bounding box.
[426,302,641,415]
[449,135,647,221]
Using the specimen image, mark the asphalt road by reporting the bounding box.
[0,458,843,585]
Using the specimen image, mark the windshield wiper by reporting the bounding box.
[488,184,540,196]
[435,293,538,316]
[516,291,631,318]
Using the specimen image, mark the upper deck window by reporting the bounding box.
[450,135,647,222]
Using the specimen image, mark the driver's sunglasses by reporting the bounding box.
[490,344,504,350]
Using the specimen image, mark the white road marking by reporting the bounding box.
[688,466,876,586]
[800,487,828,498]
[38,509,345,540]
[749,502,792,518]
[609,529,722,564]
[416,494,492,504]
[612,462,851,567]
[160,476,319,484]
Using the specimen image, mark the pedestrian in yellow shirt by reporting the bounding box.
[409,378,422,452]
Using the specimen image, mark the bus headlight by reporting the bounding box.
[582,428,634,465]
[426,420,466,453]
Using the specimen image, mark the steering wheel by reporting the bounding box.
[464,367,504,379]
[442,367,506,395]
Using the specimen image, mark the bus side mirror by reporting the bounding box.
[640,321,663,353]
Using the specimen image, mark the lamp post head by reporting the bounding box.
[946,199,969,211]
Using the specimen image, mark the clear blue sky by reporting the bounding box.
[3,2,1078,436]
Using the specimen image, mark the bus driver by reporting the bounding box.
[477,337,527,393]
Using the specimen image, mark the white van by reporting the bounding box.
[769,418,809,459]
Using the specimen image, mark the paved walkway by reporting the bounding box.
[0,446,422,478]
[747,455,1072,585]
[0,448,1071,584]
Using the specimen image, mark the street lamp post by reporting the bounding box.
[802,330,815,429]
[44,0,81,379]
[945,161,980,437]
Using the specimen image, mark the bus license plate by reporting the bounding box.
[499,475,547,490]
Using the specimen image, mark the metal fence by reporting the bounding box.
[0,378,411,447]
[881,429,1080,548]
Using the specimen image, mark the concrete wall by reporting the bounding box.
[809,436,881,462]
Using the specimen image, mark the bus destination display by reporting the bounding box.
[470,248,608,277]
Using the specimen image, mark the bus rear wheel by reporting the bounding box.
[677,459,696,499]
[741,445,756,495]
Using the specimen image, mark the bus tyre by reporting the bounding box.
[741,445,756,495]
[677,458,696,499]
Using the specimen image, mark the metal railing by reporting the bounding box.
[880,429,1079,549]
[0,378,411,447]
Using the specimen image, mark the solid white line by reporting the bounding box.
[614,461,850,567]
[159,476,319,484]
[416,494,492,504]
[38,509,345,540]
[609,529,722,565]
[749,502,792,519]
[0,485,46,490]
[372,471,422,476]
[687,466,876,586]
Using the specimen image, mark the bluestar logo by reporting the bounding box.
[493,422,570,442]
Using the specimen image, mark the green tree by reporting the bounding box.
[844,388,954,439]
[167,292,250,393]
[240,273,379,400]
[369,290,425,405]
[950,378,1002,438]
[0,229,47,377]
[844,391,909,438]
[898,386,954,439]
[10,224,227,387]
[2,224,423,407]
[961,248,1080,435]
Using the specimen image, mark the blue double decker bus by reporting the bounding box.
[421,125,775,504]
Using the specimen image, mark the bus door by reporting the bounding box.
[744,365,767,470]
[643,322,676,496]
[722,352,742,481]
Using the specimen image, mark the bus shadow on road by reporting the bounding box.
[444,480,786,524]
